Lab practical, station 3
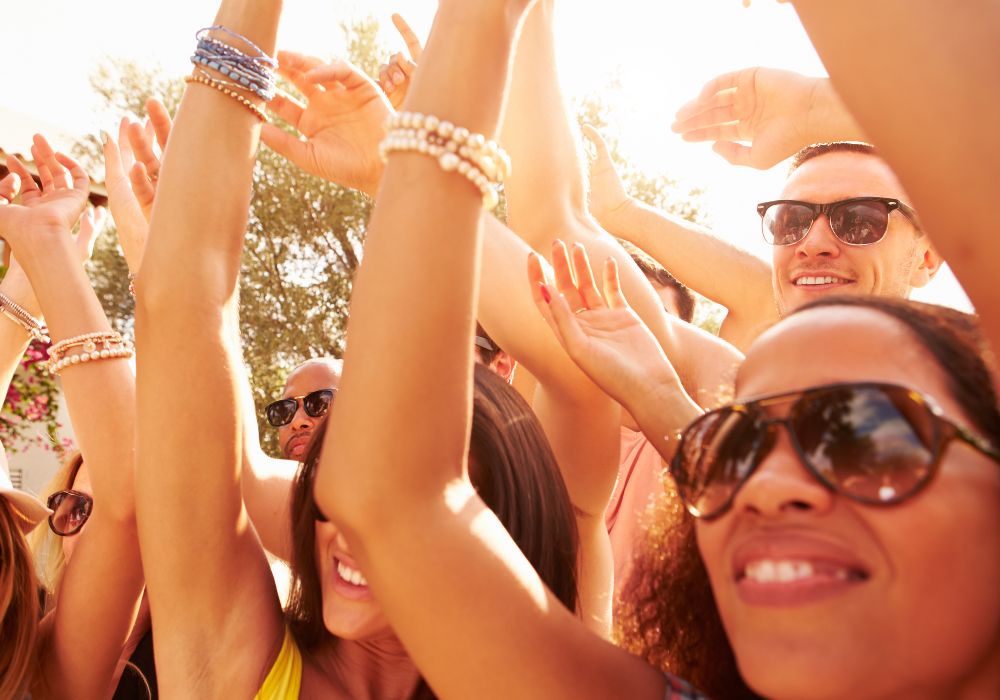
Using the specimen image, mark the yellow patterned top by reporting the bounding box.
[254,628,302,700]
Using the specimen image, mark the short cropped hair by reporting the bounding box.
[789,141,878,174]
[621,241,696,323]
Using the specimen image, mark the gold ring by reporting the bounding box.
[574,308,588,316]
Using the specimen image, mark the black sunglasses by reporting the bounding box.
[670,382,1000,520]
[47,489,94,536]
[265,389,335,427]
[757,196,920,247]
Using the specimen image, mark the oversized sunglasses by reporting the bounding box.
[265,389,335,427]
[669,382,1000,520]
[757,196,919,246]
[47,489,94,536]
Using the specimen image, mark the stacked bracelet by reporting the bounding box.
[379,112,511,210]
[185,74,268,122]
[0,292,49,343]
[47,332,134,375]
[190,26,277,102]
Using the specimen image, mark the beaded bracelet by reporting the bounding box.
[192,49,275,101]
[196,26,277,69]
[191,26,277,103]
[387,112,511,184]
[184,74,268,122]
[380,131,500,210]
[0,291,49,343]
[47,332,134,375]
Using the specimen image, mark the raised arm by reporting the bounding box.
[113,97,299,562]
[582,124,776,350]
[499,0,742,406]
[788,0,1000,356]
[314,1,668,698]
[1,141,142,700]
[133,1,285,695]
[264,47,620,633]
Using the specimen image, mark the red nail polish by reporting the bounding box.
[540,285,551,304]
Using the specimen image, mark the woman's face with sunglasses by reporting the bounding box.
[770,151,939,316]
[695,307,1000,699]
[58,462,93,564]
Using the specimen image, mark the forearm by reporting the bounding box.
[16,237,135,520]
[804,77,866,145]
[601,198,775,321]
[0,268,36,398]
[625,363,704,465]
[500,0,587,231]
[317,0,525,525]
[791,0,1000,349]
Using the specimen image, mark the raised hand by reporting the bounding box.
[378,13,423,110]
[0,136,89,247]
[262,52,391,195]
[580,125,630,222]
[672,67,859,169]
[529,240,674,407]
[102,99,172,272]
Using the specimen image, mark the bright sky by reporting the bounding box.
[0,0,971,310]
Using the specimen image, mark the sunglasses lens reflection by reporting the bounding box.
[303,390,333,418]
[49,492,92,535]
[266,399,297,427]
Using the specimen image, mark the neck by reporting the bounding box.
[312,634,421,700]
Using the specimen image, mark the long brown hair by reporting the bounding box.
[0,497,40,700]
[617,296,999,699]
[284,364,580,696]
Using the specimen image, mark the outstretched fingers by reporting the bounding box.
[674,71,742,122]
[54,152,90,194]
[259,123,312,171]
[570,243,605,311]
[5,155,38,202]
[391,13,423,61]
[0,172,19,204]
[601,258,629,310]
[277,51,326,98]
[146,98,173,151]
[127,121,161,183]
[305,59,373,92]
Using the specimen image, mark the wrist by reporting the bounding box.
[626,361,701,434]
[0,267,42,319]
[808,78,867,144]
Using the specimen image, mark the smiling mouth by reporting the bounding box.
[793,276,854,287]
[336,558,369,588]
[739,558,868,585]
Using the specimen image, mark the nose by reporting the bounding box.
[795,213,842,259]
[291,403,316,431]
[730,422,835,518]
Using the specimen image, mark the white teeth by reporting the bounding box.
[795,276,845,286]
[336,560,368,587]
[744,559,816,583]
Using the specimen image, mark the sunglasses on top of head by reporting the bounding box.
[265,389,335,428]
[47,489,94,536]
[669,381,1000,520]
[757,196,920,247]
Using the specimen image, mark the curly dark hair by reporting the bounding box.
[616,295,999,700]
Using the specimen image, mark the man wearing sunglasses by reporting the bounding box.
[586,74,944,350]
[266,357,343,460]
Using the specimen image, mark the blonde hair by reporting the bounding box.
[0,497,40,699]
[27,450,83,597]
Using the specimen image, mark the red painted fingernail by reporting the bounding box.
[540,284,551,304]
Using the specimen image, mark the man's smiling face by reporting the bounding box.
[771,151,934,316]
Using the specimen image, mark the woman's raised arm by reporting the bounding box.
[132,1,286,696]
